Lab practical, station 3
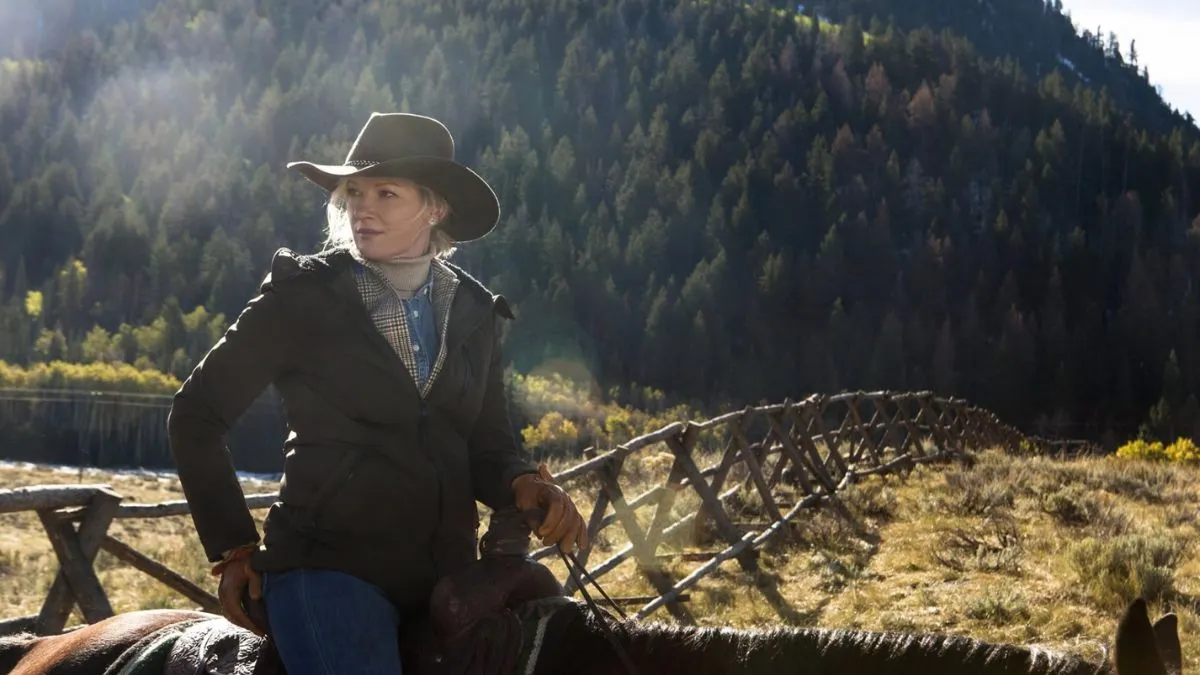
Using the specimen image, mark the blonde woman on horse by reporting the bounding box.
[167,112,589,675]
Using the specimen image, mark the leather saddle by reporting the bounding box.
[400,555,568,675]
[139,554,565,675]
[146,508,567,675]
[213,506,569,675]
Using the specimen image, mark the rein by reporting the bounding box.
[518,507,639,675]
[553,545,641,675]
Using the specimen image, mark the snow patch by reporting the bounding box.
[0,459,282,486]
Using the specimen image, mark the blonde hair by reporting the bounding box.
[320,178,457,258]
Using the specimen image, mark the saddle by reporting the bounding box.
[109,555,569,675]
[97,615,270,675]
[393,554,567,675]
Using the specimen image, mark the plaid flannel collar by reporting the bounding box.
[354,258,456,312]
[352,257,461,395]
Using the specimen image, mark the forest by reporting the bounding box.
[0,0,1198,469]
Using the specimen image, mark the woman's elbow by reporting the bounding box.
[166,391,225,455]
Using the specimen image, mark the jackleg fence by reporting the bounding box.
[0,390,1099,635]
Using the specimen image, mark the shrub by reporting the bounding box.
[1115,437,1200,464]
[1040,485,1101,527]
[1068,534,1184,610]
[964,589,1031,625]
[1164,438,1200,463]
[1115,439,1167,462]
[0,359,180,394]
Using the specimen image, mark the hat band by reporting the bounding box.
[345,160,381,168]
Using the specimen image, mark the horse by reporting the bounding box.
[1,556,1183,675]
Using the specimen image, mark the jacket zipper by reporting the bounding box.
[422,303,493,570]
[419,400,442,570]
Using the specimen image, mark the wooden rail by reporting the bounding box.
[0,390,1100,635]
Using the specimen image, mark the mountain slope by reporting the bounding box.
[0,0,1197,463]
[801,0,1197,134]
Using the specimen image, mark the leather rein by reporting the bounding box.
[520,509,640,675]
[553,545,640,675]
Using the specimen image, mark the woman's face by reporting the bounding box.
[345,177,439,260]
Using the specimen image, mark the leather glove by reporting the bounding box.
[211,544,266,636]
[511,464,589,554]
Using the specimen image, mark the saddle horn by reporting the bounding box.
[429,507,565,640]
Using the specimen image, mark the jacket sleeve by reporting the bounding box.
[468,311,539,512]
[168,266,295,563]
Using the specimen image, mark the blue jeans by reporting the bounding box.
[262,569,404,675]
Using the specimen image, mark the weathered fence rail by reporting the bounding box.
[0,390,1099,635]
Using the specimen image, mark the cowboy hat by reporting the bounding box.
[287,112,501,242]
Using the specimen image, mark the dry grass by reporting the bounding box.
[0,461,278,624]
[3,446,1200,671]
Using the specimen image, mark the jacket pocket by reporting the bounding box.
[315,451,435,539]
[283,444,432,544]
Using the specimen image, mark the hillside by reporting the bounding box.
[3,447,1199,671]
[801,0,1198,134]
[0,0,1198,469]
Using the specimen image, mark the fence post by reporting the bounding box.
[595,457,693,622]
[35,489,122,633]
[729,410,786,526]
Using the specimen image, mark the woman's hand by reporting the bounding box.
[212,545,266,636]
[511,464,589,554]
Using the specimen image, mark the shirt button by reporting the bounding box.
[413,345,421,353]
[412,310,419,318]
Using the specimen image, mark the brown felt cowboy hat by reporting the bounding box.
[287,112,501,242]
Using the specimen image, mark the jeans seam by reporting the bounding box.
[300,572,336,675]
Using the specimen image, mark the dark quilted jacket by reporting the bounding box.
[167,246,539,615]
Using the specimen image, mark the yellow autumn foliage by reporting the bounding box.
[0,360,181,394]
[1165,438,1200,463]
[521,411,581,456]
[510,371,710,458]
[24,290,43,318]
[1115,437,1200,464]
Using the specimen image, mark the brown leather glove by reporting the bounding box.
[211,544,266,636]
[511,464,589,554]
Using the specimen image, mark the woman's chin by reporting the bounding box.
[353,238,390,261]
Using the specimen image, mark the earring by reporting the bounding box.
[428,217,437,225]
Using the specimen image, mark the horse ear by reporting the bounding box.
[1114,598,1169,675]
[1151,613,1182,675]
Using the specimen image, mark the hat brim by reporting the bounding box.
[286,156,500,242]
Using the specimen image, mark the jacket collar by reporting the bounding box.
[352,256,455,317]
[319,249,502,392]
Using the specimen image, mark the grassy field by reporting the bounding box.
[2,445,1199,671]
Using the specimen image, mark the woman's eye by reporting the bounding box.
[380,190,397,198]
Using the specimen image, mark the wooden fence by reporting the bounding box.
[0,390,1099,635]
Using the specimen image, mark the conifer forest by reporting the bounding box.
[0,0,1198,469]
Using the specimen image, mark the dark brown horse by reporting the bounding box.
[1,557,1183,675]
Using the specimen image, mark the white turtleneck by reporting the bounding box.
[352,245,435,299]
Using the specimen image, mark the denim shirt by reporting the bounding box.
[352,261,454,394]
[400,278,438,388]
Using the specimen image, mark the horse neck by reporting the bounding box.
[552,615,1115,675]
[0,632,38,673]
[549,617,774,675]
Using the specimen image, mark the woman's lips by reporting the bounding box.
[355,228,383,236]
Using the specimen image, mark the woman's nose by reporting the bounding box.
[350,194,376,213]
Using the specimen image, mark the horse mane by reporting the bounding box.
[557,605,1112,675]
[0,631,39,673]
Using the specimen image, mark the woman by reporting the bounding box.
[167,112,589,674]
